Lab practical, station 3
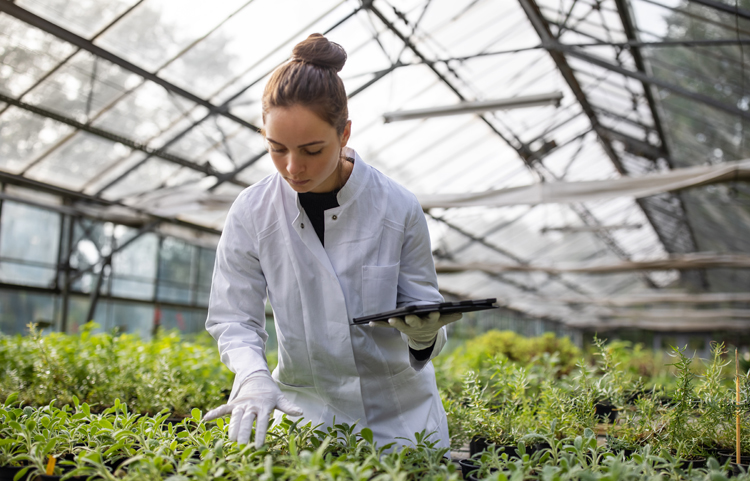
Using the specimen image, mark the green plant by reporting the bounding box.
[657,345,704,460]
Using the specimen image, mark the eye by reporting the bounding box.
[304,149,323,156]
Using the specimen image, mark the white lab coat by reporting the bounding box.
[206,147,449,449]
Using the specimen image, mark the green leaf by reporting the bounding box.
[191,408,201,422]
[181,448,196,463]
[43,438,57,455]
[360,428,374,445]
[4,392,19,406]
[13,466,30,481]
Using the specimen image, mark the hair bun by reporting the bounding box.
[291,33,347,72]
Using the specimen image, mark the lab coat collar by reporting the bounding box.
[336,147,368,207]
[282,147,369,215]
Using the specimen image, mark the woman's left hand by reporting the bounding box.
[369,311,462,349]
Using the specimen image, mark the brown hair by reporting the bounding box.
[262,34,349,135]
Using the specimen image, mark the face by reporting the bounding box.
[264,104,351,194]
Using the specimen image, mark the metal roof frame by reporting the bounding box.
[1,0,749,331]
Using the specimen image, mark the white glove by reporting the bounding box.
[369,311,462,350]
[203,370,303,448]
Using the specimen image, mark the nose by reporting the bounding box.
[286,153,305,176]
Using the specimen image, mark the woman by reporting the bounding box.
[204,33,461,450]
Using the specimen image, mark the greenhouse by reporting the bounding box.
[1,0,749,479]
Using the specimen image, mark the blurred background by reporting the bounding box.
[1,0,749,356]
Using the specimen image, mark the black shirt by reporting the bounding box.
[298,190,339,247]
[297,190,435,361]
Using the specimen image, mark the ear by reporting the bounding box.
[340,120,352,147]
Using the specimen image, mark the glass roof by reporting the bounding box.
[1,0,749,330]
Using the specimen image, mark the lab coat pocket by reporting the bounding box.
[391,364,437,439]
[361,263,400,316]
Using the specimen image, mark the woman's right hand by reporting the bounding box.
[203,370,303,448]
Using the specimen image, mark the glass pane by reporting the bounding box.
[0,261,56,288]
[23,50,138,123]
[64,295,101,333]
[0,14,77,97]
[94,0,254,73]
[66,297,154,339]
[157,237,195,304]
[90,81,200,144]
[110,228,158,300]
[0,288,56,335]
[111,301,154,339]
[159,0,345,96]
[99,157,182,200]
[0,200,60,264]
[25,131,133,191]
[158,306,206,334]
[0,107,76,174]
[16,0,143,39]
[195,247,215,306]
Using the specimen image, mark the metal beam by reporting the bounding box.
[519,0,665,288]
[613,0,671,163]
[0,91,248,189]
[563,38,750,49]
[369,0,661,292]
[519,0,707,290]
[598,126,666,161]
[0,170,222,236]
[0,1,261,133]
[435,253,750,275]
[561,292,750,306]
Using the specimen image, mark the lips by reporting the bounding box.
[287,178,309,186]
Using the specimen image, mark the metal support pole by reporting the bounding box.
[85,258,109,323]
[57,207,75,333]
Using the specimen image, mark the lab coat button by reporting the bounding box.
[332,215,338,220]
[301,223,305,228]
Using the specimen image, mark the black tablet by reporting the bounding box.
[352,298,498,325]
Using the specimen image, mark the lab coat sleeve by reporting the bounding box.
[397,196,447,370]
[205,195,270,401]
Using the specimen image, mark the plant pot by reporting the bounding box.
[467,467,498,481]
[469,436,490,457]
[497,445,518,459]
[682,457,707,469]
[718,451,750,466]
[458,458,478,478]
[0,466,29,481]
[594,401,618,424]
[469,437,518,458]
[729,463,750,478]
[529,442,552,455]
